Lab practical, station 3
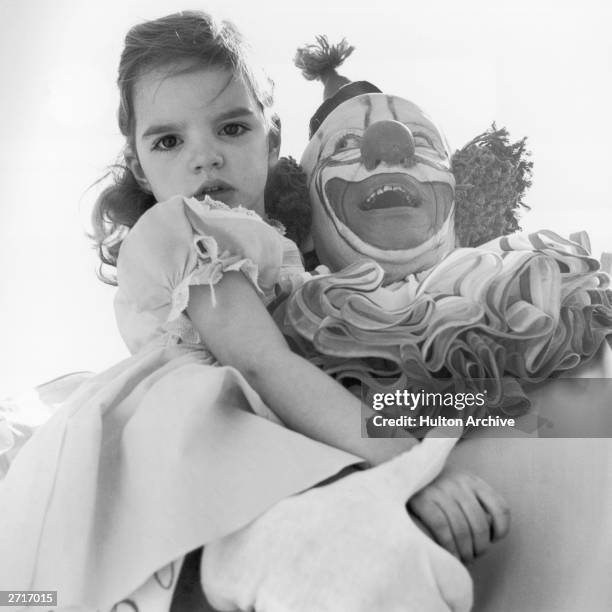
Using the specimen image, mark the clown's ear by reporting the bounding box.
[452,125,533,247]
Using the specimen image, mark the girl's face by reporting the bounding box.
[130,66,277,216]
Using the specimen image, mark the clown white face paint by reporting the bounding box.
[301,94,456,280]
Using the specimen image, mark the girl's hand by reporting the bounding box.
[408,465,510,564]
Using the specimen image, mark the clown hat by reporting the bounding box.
[295,36,382,138]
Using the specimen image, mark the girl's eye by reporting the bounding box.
[153,135,180,151]
[221,123,248,137]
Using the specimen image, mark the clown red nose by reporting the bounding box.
[361,120,417,170]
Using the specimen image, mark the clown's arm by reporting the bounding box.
[187,272,510,562]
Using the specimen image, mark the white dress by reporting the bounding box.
[0,196,360,610]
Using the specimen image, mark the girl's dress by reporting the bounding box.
[0,196,360,610]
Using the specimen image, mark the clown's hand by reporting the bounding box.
[201,433,472,612]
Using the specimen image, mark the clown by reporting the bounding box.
[287,38,612,419]
[287,36,612,611]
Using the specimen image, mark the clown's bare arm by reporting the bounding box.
[187,272,418,466]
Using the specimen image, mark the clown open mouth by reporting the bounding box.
[325,174,423,216]
[362,184,421,210]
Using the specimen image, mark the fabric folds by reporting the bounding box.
[0,197,360,609]
[114,196,285,353]
[284,230,612,420]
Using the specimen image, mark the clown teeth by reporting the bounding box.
[365,185,418,207]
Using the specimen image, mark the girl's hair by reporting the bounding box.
[91,11,280,284]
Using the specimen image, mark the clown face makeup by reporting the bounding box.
[301,94,456,281]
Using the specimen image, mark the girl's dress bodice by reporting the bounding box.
[114,196,306,356]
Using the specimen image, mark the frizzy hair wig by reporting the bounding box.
[91,10,280,284]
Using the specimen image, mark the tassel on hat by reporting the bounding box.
[294,36,354,100]
[294,36,381,138]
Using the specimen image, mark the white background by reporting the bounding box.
[1,0,610,395]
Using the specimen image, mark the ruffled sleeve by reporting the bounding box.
[114,196,284,354]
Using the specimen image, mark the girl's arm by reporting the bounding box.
[187,271,417,466]
[188,272,511,561]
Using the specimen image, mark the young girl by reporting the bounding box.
[0,11,507,610]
